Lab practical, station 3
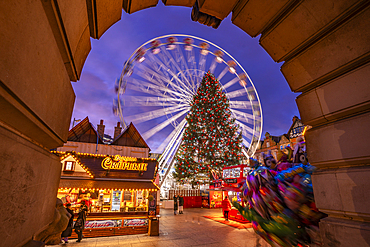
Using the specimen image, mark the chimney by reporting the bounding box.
[97,119,105,139]
[114,122,122,140]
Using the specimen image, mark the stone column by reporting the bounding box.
[232,0,370,245]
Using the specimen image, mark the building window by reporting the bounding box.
[266,142,270,147]
[64,161,75,171]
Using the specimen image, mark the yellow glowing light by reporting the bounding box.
[302,126,308,136]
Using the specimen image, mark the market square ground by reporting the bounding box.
[48,208,270,247]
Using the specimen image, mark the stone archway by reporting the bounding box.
[1,1,369,246]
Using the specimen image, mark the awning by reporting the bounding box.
[59,178,159,190]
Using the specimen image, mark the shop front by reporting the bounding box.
[54,151,159,238]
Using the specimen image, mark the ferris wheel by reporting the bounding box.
[114,34,263,185]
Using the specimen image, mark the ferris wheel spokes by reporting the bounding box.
[226,88,249,99]
[157,120,186,170]
[136,64,193,99]
[175,45,197,92]
[159,129,184,187]
[217,66,229,82]
[128,76,192,102]
[141,108,189,140]
[229,100,254,110]
[235,121,254,139]
[124,104,189,124]
[231,109,256,122]
[122,96,185,107]
[161,48,195,92]
[221,77,239,91]
[157,118,187,164]
[144,53,197,98]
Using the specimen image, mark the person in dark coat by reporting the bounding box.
[222,196,232,221]
[173,194,178,215]
[61,203,74,243]
[178,194,184,214]
[74,204,87,242]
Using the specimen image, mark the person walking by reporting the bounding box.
[222,196,232,221]
[61,203,74,243]
[173,194,178,215]
[178,194,184,214]
[74,204,87,242]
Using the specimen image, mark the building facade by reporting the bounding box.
[253,116,308,164]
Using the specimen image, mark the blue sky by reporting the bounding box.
[71,2,300,152]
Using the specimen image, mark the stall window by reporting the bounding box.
[233,168,240,178]
[243,167,251,177]
[64,161,75,171]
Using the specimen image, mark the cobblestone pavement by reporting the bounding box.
[50,208,270,247]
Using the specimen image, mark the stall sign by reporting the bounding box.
[224,178,237,184]
[201,190,210,208]
[123,218,148,227]
[148,192,157,216]
[84,219,122,229]
[101,155,147,171]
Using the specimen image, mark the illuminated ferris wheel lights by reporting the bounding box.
[184,45,193,51]
[214,50,224,63]
[184,37,194,52]
[238,73,247,86]
[229,67,236,74]
[216,56,223,63]
[152,48,161,54]
[135,48,146,62]
[200,49,209,55]
[150,40,161,54]
[166,36,177,50]
[239,73,247,80]
[166,44,176,50]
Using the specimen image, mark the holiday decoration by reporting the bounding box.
[173,72,243,185]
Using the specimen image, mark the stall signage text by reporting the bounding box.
[123,218,148,227]
[101,155,148,171]
[84,219,122,229]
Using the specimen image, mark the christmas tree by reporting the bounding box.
[174,71,243,185]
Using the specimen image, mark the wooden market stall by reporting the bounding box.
[55,151,159,238]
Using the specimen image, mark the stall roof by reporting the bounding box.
[67,117,104,144]
[111,123,150,150]
[59,178,159,190]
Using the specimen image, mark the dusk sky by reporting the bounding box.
[71,2,300,153]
